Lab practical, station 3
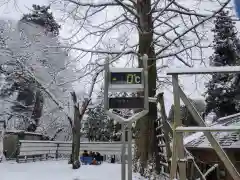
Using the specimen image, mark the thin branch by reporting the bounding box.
[155,0,231,56]
[114,0,139,18]
[65,0,120,7]
[47,46,137,55]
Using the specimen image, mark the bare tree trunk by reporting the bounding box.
[69,92,91,169]
[70,92,81,169]
[28,90,44,132]
[135,0,157,174]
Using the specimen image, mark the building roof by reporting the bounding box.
[5,130,50,139]
[185,114,240,149]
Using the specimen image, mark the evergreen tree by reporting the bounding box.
[205,10,240,118]
[168,99,206,126]
[112,121,122,141]
[22,5,60,36]
[86,104,114,141]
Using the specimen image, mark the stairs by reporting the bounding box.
[155,93,173,174]
[156,118,170,173]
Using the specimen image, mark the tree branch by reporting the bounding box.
[155,0,230,56]
[114,0,139,18]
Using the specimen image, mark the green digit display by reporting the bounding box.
[110,72,142,84]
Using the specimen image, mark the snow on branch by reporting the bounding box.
[53,0,231,71]
[65,0,127,7]
[114,0,138,18]
[79,68,102,115]
[15,54,102,127]
[47,46,137,55]
[155,0,231,57]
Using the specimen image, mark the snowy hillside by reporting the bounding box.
[0,19,75,140]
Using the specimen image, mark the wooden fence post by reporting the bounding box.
[16,142,21,163]
[55,143,59,159]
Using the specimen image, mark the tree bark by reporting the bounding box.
[28,90,44,132]
[71,92,81,169]
[135,0,157,175]
[69,92,91,169]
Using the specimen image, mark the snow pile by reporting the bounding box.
[0,160,146,180]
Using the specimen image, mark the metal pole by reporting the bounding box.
[121,123,126,180]
[127,122,132,180]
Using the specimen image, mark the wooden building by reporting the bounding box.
[185,115,240,180]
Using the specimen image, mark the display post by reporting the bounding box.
[121,123,126,180]
[104,55,149,180]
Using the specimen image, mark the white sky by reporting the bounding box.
[1,0,239,113]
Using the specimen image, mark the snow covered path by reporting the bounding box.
[1,160,144,180]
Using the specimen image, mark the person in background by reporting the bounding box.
[89,151,93,157]
[91,158,97,165]
[82,150,89,157]
[96,152,104,164]
[110,155,115,163]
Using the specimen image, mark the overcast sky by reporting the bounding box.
[0,0,47,18]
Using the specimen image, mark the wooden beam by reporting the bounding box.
[167,66,240,75]
[170,75,186,180]
[176,126,240,132]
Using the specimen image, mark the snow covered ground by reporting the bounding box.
[0,160,144,180]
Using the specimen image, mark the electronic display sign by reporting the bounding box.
[110,72,142,85]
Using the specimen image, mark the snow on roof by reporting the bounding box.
[184,114,240,149]
[6,130,44,136]
[184,132,204,145]
[218,112,240,122]
[167,66,240,75]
